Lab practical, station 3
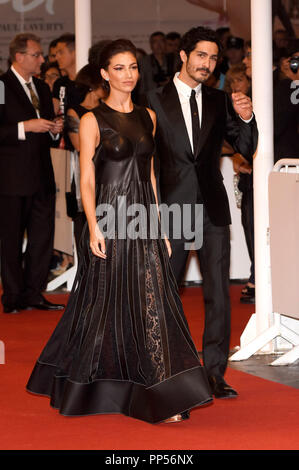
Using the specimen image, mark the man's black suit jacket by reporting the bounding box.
[0,69,56,196]
[147,81,258,227]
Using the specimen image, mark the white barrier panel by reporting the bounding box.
[230,159,299,366]
[269,160,299,320]
[50,148,73,256]
[268,159,299,365]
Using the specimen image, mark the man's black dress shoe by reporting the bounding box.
[3,301,28,314]
[3,305,21,314]
[26,296,65,311]
[241,286,255,296]
[240,286,255,304]
[208,376,238,399]
[240,294,255,304]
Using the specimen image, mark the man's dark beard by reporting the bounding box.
[188,66,212,84]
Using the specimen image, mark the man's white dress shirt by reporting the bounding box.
[173,71,253,154]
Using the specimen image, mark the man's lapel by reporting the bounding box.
[196,85,216,157]
[6,69,37,117]
[161,81,193,157]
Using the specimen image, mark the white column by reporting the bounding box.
[230,0,274,361]
[251,0,274,339]
[74,0,92,72]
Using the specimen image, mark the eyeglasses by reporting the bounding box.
[21,52,44,58]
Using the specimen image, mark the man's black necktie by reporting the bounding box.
[190,89,200,157]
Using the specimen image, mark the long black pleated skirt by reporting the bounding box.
[27,180,212,423]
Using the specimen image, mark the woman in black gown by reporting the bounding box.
[26,39,212,424]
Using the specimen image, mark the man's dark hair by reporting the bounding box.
[216,27,230,37]
[180,26,222,58]
[166,32,181,41]
[150,31,165,41]
[49,38,59,50]
[56,33,75,51]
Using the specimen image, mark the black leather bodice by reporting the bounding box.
[92,101,155,188]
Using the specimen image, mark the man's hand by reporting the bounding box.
[51,117,64,135]
[232,92,253,121]
[24,118,57,133]
[233,153,252,174]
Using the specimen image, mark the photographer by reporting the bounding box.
[244,41,299,164]
[238,41,299,304]
[284,50,299,82]
[273,46,299,163]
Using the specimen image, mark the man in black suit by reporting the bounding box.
[147,27,258,399]
[0,33,65,313]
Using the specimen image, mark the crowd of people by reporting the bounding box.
[0,23,297,423]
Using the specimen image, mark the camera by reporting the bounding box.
[290,56,299,74]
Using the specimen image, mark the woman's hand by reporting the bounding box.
[90,224,106,259]
[164,235,172,258]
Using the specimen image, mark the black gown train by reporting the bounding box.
[26,101,212,423]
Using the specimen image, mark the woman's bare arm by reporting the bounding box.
[67,108,80,151]
[79,112,106,258]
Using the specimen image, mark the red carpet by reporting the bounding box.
[0,285,298,450]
